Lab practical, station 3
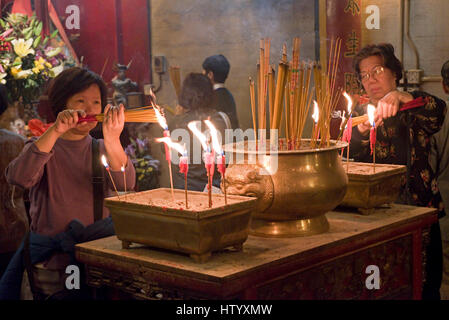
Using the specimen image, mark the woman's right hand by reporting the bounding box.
[53,109,86,135]
[357,117,384,136]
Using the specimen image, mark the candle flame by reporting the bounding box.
[204,119,223,155]
[156,137,186,156]
[121,165,125,172]
[188,121,208,151]
[343,91,353,114]
[367,104,376,126]
[153,106,168,130]
[101,155,109,168]
[312,101,319,124]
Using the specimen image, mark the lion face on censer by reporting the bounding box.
[222,164,274,213]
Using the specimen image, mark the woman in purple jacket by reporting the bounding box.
[6,67,135,237]
[3,68,135,299]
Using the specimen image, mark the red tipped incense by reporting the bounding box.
[179,154,189,208]
[217,154,227,205]
[204,151,215,208]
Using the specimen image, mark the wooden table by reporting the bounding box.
[75,204,437,300]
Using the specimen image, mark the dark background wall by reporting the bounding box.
[151,0,316,131]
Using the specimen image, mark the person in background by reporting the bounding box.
[1,67,135,300]
[350,43,447,300]
[0,84,28,280]
[430,59,449,298]
[202,54,239,129]
[169,73,228,192]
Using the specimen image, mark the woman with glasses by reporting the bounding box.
[349,43,447,300]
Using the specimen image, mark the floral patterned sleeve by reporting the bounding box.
[408,91,446,136]
[407,91,446,210]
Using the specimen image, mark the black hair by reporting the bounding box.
[202,54,230,83]
[47,67,108,118]
[441,60,449,87]
[353,43,403,86]
[179,73,214,111]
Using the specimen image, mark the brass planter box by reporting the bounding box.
[340,162,406,214]
[105,188,257,263]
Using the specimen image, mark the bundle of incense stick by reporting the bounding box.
[313,37,342,148]
[347,96,428,130]
[169,66,182,99]
[257,38,271,132]
[78,106,158,123]
[249,37,342,150]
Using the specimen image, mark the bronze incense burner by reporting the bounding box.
[105,188,257,263]
[222,139,348,237]
[339,162,406,214]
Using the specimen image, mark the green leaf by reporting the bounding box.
[34,21,42,36]
[22,26,32,35]
[33,35,41,48]
[42,36,49,46]
[50,29,58,39]
[0,19,5,28]
[24,28,33,40]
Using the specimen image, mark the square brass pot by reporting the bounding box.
[339,162,406,211]
[105,188,257,262]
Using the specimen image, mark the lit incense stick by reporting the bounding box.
[121,164,126,201]
[101,155,121,200]
[179,150,189,209]
[156,138,189,209]
[188,121,213,207]
[367,104,376,173]
[311,101,319,148]
[204,119,227,205]
[342,92,353,173]
[154,105,175,202]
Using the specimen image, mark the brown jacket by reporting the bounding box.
[0,129,28,253]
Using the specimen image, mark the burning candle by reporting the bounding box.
[154,105,175,202]
[311,100,319,148]
[101,155,121,200]
[342,92,353,172]
[204,120,227,205]
[188,121,214,208]
[156,138,189,208]
[367,104,376,172]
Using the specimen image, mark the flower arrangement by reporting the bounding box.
[0,13,68,105]
[125,134,160,191]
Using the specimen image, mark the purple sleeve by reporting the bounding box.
[5,140,53,189]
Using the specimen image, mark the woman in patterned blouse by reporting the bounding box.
[350,43,447,300]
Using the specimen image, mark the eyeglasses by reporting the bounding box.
[359,66,385,82]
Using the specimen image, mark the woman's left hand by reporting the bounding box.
[102,104,125,141]
[375,90,413,123]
